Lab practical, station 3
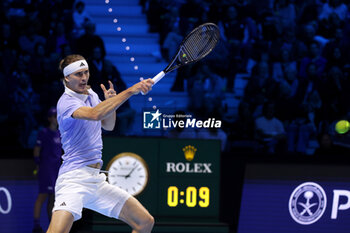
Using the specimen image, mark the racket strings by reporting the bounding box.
[182,25,220,61]
[164,23,220,73]
[184,32,209,59]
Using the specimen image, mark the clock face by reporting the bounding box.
[106,153,149,196]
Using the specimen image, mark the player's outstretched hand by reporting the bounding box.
[130,78,154,95]
[101,80,117,100]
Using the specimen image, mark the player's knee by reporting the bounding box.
[146,214,155,228]
[136,214,154,232]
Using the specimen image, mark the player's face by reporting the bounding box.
[65,68,89,94]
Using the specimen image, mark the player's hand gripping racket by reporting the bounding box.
[142,22,220,94]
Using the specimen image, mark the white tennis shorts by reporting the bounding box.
[52,166,131,221]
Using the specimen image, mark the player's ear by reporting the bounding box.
[64,76,69,83]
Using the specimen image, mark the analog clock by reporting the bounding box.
[106,152,149,196]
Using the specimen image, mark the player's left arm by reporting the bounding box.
[100,81,117,131]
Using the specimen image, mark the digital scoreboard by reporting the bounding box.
[99,137,221,220]
[157,140,220,217]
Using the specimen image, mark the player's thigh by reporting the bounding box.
[118,196,154,229]
[47,210,74,233]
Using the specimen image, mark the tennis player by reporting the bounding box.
[46,54,154,233]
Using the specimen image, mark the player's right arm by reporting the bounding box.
[72,79,153,121]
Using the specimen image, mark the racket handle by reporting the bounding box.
[152,71,165,85]
[141,71,165,95]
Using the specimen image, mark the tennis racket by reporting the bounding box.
[142,22,220,94]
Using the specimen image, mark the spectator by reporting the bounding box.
[319,12,344,39]
[203,38,230,79]
[297,0,320,25]
[201,64,226,102]
[322,28,349,63]
[58,43,73,60]
[40,8,63,37]
[319,66,350,123]
[0,22,18,51]
[272,48,297,82]
[18,24,46,55]
[254,102,287,153]
[0,23,18,76]
[28,42,47,91]
[72,0,93,38]
[158,4,180,45]
[145,0,168,33]
[274,66,300,123]
[162,23,182,62]
[11,57,40,148]
[75,20,105,60]
[187,64,206,116]
[220,5,246,43]
[32,107,62,233]
[244,61,279,110]
[273,0,296,29]
[319,0,347,21]
[286,89,321,154]
[298,41,327,80]
[178,0,205,36]
[230,100,256,141]
[300,23,318,47]
[325,46,346,71]
[313,132,343,156]
[197,95,228,152]
[46,21,70,56]
[304,89,322,130]
[219,5,257,90]
[269,27,308,62]
[88,46,109,100]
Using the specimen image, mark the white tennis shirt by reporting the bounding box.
[56,86,103,175]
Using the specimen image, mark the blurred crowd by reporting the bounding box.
[0,0,133,152]
[1,0,350,156]
[144,0,350,155]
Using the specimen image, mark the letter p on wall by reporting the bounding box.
[331,190,350,219]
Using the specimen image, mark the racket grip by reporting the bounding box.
[141,71,165,95]
[152,71,165,85]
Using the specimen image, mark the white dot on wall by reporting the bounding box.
[153,105,157,109]
[108,8,113,12]
[122,38,126,42]
[117,27,122,31]
[105,0,109,3]
[113,18,118,23]
[134,65,139,70]
[140,77,144,81]
[125,46,130,51]
[148,97,152,102]
[130,57,135,62]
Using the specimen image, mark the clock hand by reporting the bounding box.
[125,166,137,179]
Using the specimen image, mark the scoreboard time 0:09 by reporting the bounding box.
[158,179,219,217]
[167,186,210,207]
